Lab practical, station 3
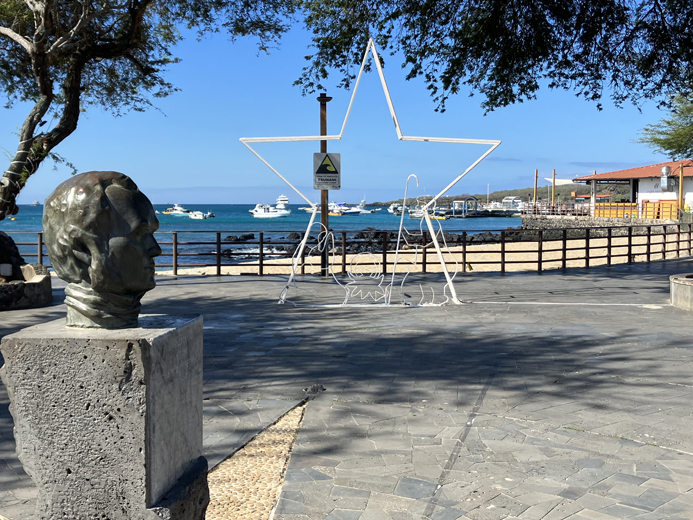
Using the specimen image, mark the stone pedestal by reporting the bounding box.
[0,315,209,520]
[0,264,53,311]
[671,273,693,311]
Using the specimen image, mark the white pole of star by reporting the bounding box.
[240,38,501,306]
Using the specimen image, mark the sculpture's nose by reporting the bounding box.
[146,235,162,258]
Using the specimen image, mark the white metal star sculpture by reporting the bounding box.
[240,38,501,305]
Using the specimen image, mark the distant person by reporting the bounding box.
[43,171,161,328]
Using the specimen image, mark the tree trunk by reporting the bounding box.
[0,52,85,221]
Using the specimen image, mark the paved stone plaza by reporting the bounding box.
[3,259,693,519]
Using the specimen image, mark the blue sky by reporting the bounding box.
[2,26,669,205]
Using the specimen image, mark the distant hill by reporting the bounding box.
[373,183,631,206]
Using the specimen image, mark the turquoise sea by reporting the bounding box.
[3,204,521,233]
[2,204,522,267]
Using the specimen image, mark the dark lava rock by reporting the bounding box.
[467,230,500,243]
[223,233,256,242]
[0,231,26,282]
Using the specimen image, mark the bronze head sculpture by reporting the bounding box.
[43,171,161,328]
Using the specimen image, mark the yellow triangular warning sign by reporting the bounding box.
[316,155,337,174]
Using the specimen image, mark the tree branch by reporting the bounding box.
[0,27,34,54]
[47,1,93,54]
[124,52,157,75]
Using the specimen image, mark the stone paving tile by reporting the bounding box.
[573,492,616,511]
[599,503,650,517]
[569,511,619,520]
[516,499,563,520]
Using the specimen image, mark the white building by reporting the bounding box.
[573,161,693,218]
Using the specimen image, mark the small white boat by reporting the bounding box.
[163,203,190,215]
[333,202,362,215]
[325,202,358,216]
[341,206,362,216]
[357,200,375,214]
[250,195,291,218]
[31,200,40,206]
[189,211,207,220]
[387,202,399,213]
[409,206,426,219]
[250,204,291,218]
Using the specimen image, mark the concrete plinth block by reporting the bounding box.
[671,273,693,311]
[0,315,209,520]
[0,264,52,311]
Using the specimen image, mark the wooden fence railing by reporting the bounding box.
[7,223,692,276]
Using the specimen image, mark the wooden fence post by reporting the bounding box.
[37,232,43,266]
[259,232,264,275]
[628,227,633,263]
[342,232,347,274]
[500,231,506,274]
[562,229,567,269]
[216,232,221,276]
[607,227,612,266]
[677,225,681,259]
[646,226,651,263]
[172,232,178,276]
[382,232,388,276]
[585,228,590,268]
[538,230,543,273]
[301,232,306,275]
[462,232,467,273]
[422,231,427,274]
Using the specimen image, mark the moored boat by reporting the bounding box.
[250,203,291,218]
[357,200,376,214]
[164,203,190,215]
[250,195,291,218]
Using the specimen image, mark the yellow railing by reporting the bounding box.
[593,202,679,219]
[641,201,679,219]
[593,203,638,218]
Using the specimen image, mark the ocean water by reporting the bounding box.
[2,204,521,267]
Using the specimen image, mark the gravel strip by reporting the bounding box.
[206,403,307,520]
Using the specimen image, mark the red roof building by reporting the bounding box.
[572,161,693,213]
[573,161,693,183]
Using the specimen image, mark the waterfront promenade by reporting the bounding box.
[3,259,693,519]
